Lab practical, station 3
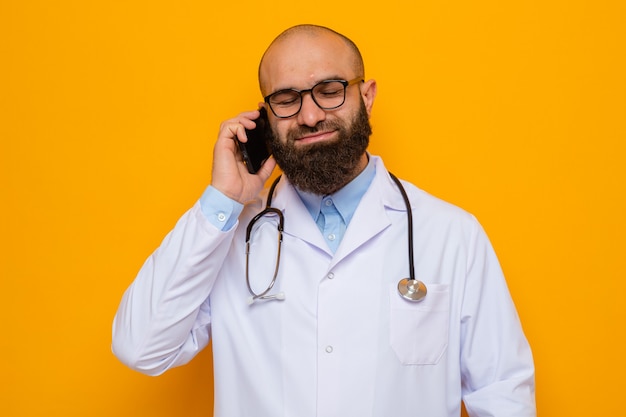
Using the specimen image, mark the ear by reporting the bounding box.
[360,79,377,117]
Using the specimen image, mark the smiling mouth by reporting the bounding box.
[295,130,337,145]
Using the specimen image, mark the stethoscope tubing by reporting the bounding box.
[245,171,427,303]
[388,173,416,281]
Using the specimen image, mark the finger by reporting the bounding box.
[220,111,259,143]
[228,123,245,143]
[256,156,277,180]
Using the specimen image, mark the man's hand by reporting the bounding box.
[211,109,277,203]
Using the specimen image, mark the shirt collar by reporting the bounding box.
[295,155,377,225]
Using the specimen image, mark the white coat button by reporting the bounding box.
[327,272,335,279]
[217,212,226,222]
[325,346,333,353]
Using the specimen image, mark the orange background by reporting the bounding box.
[1,1,625,416]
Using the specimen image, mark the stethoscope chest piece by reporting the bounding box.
[398,278,427,302]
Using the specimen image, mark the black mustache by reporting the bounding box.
[287,121,341,141]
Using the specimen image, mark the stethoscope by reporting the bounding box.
[245,172,427,304]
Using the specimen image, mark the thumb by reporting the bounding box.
[256,156,277,182]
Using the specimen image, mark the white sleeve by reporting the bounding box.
[460,219,536,416]
[111,202,236,376]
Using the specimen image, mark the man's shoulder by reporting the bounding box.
[406,181,475,221]
[370,155,478,225]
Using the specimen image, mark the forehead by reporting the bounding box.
[260,32,356,94]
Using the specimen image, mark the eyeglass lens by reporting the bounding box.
[267,80,348,118]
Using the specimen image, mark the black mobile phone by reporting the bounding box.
[237,107,271,174]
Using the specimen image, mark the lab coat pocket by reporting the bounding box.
[389,284,450,365]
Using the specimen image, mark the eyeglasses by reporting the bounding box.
[264,77,364,118]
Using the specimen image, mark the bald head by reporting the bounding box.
[258,25,365,96]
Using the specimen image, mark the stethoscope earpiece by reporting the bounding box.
[397,278,427,302]
[248,292,286,305]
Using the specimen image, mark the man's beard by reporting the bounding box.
[269,100,372,195]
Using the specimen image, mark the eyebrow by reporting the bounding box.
[272,75,350,93]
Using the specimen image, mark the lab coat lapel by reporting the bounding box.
[269,177,332,255]
[266,159,407,262]
[330,162,407,270]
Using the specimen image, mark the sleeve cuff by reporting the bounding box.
[199,186,244,231]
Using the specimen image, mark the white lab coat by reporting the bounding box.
[112,156,536,417]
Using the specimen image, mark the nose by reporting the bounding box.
[296,92,326,127]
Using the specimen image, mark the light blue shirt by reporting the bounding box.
[199,185,244,231]
[295,157,376,252]
[200,156,376,253]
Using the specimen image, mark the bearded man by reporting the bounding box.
[113,24,536,417]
